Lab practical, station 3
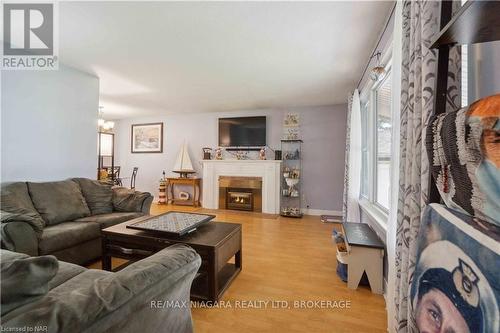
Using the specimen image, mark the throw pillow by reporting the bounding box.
[0,182,45,231]
[113,187,150,212]
[427,94,500,226]
[72,178,113,215]
[1,253,59,315]
[28,180,91,225]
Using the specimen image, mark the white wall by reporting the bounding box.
[114,104,347,212]
[1,65,99,182]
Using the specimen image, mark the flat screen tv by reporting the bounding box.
[218,116,266,147]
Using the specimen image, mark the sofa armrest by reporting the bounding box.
[1,245,201,333]
[140,195,153,214]
[112,187,153,213]
[113,243,200,292]
[0,221,39,256]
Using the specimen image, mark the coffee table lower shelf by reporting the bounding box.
[191,263,241,302]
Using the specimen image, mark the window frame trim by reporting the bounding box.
[360,100,370,200]
[358,48,393,224]
[372,65,392,213]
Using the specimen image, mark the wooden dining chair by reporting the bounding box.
[106,166,122,186]
[130,167,138,189]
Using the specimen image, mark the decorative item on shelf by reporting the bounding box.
[178,191,190,201]
[259,147,266,160]
[284,128,300,140]
[131,122,163,153]
[283,167,290,178]
[369,51,386,82]
[283,113,299,127]
[283,149,300,160]
[158,171,167,205]
[235,150,248,160]
[290,168,300,178]
[281,206,301,217]
[285,177,299,197]
[203,147,212,160]
[282,113,301,140]
[275,149,282,160]
[173,141,196,178]
[215,147,223,160]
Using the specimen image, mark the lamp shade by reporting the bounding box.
[99,133,113,156]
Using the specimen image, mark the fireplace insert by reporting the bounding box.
[226,188,253,211]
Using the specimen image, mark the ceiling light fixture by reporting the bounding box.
[98,106,105,127]
[98,106,114,131]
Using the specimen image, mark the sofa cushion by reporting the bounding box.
[28,180,91,225]
[75,212,143,229]
[72,178,113,215]
[0,182,45,232]
[48,261,86,290]
[1,252,59,315]
[113,187,150,212]
[39,222,100,255]
[0,248,29,261]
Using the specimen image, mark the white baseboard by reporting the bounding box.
[301,208,342,216]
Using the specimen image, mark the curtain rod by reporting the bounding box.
[355,3,397,90]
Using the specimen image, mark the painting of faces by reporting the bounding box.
[410,205,499,333]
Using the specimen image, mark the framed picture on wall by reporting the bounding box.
[131,123,163,153]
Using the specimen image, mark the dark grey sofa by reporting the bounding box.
[1,245,201,333]
[0,178,153,265]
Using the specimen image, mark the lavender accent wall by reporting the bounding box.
[114,104,347,212]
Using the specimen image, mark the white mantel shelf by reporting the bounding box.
[201,159,282,214]
[201,160,282,164]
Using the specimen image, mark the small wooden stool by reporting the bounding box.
[341,222,384,294]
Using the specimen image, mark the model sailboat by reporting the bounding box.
[173,142,196,178]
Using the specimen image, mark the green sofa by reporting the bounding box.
[0,178,153,265]
[0,245,201,333]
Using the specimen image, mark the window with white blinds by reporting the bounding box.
[374,73,392,210]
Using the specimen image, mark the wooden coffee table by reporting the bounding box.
[101,216,242,302]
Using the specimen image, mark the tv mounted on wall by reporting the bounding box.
[218,116,266,148]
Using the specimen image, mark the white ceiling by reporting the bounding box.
[59,1,393,119]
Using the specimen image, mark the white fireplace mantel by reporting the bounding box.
[201,160,281,214]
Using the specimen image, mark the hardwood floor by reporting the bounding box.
[92,204,387,332]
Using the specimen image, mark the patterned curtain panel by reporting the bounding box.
[342,94,353,222]
[394,1,461,331]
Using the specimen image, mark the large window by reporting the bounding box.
[360,65,393,216]
[375,74,392,210]
[361,101,370,197]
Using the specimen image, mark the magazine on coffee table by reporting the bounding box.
[126,211,216,236]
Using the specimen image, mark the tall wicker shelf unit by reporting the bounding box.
[280,139,303,218]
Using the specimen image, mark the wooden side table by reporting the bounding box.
[167,177,201,207]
